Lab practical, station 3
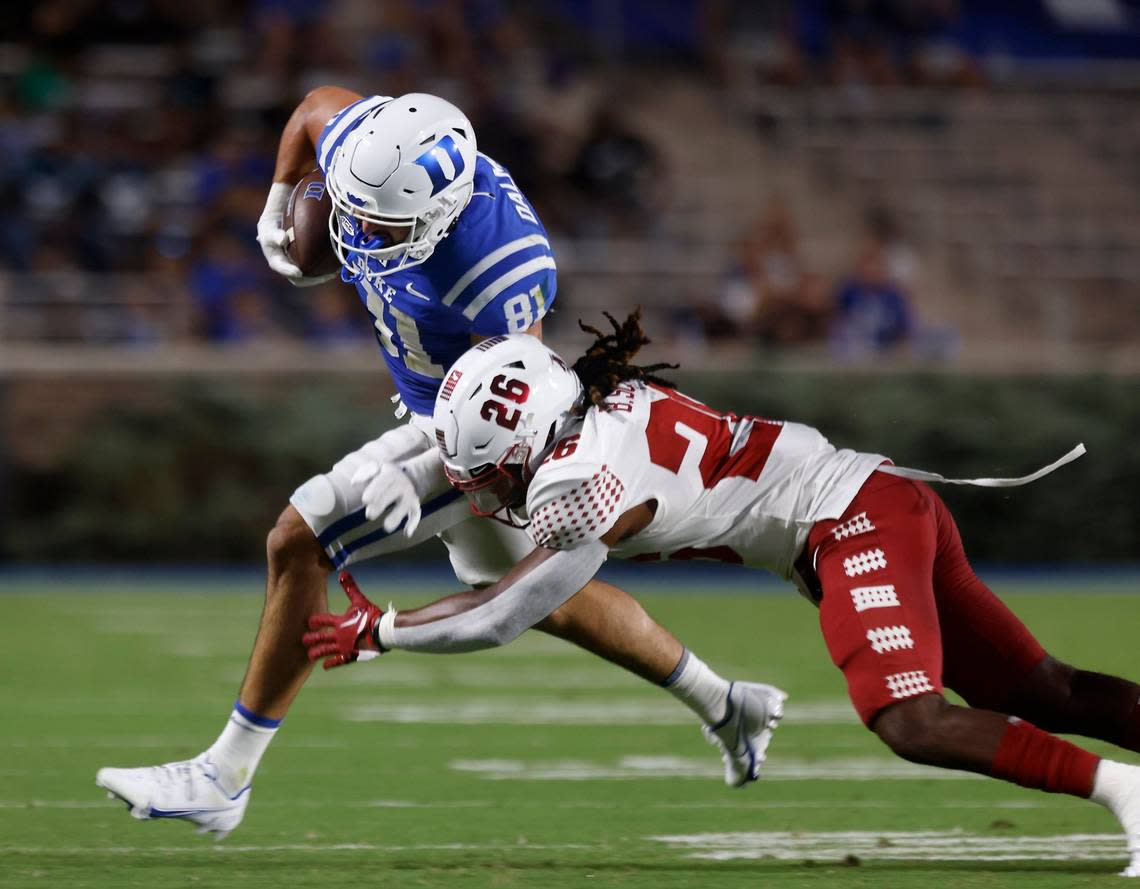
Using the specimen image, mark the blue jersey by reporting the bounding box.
[316,96,557,416]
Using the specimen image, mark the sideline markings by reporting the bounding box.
[648,830,1128,863]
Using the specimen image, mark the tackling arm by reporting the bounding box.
[302,541,609,666]
[377,541,609,653]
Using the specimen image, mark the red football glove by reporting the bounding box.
[303,572,386,670]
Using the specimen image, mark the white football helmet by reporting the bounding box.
[325,93,477,281]
[434,335,583,521]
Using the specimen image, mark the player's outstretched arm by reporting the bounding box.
[303,541,609,664]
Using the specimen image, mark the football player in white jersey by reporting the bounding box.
[305,312,1140,877]
[96,91,781,838]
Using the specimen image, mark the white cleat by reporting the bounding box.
[95,754,249,840]
[702,681,787,788]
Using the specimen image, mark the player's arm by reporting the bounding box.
[303,504,653,664]
[273,86,365,185]
[257,86,366,283]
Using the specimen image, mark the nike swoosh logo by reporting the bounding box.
[406,282,431,302]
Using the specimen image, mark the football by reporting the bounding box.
[283,170,341,277]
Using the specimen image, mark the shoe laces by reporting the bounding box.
[152,758,218,798]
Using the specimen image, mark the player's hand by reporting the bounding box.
[303,572,386,669]
[256,182,336,287]
[351,460,422,536]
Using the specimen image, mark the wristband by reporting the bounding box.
[375,605,398,652]
[264,181,294,215]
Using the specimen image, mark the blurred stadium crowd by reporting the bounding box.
[1,0,1138,364]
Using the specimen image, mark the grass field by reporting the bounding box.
[2,572,1138,888]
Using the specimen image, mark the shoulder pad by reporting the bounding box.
[526,461,627,550]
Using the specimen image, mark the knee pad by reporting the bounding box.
[291,474,339,526]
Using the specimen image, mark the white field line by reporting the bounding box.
[347,698,857,726]
[0,842,595,855]
[648,830,1129,863]
[449,756,980,782]
[653,799,1053,810]
[2,832,1123,864]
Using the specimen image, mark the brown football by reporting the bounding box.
[283,170,341,277]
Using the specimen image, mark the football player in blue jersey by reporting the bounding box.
[95,88,781,838]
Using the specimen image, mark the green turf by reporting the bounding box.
[1,579,1138,888]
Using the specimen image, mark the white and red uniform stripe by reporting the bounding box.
[524,382,885,580]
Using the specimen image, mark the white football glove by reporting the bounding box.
[351,461,422,536]
[256,182,337,288]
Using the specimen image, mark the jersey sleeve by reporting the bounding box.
[525,461,628,551]
[467,262,556,336]
[315,95,393,175]
[446,234,554,335]
[435,158,558,335]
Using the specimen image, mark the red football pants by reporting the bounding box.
[807,471,1048,725]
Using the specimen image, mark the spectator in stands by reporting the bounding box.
[893,0,986,89]
[830,226,914,358]
[563,103,667,238]
[700,199,830,346]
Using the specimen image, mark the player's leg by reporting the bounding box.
[96,423,448,836]
[238,505,331,720]
[871,695,1140,878]
[441,515,785,786]
[1006,656,1140,754]
[536,578,684,682]
[810,472,1140,875]
[923,483,1140,876]
[928,492,1140,754]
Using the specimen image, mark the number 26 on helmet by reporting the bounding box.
[434,336,583,523]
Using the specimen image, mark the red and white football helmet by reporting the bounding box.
[325,93,477,281]
[434,335,583,521]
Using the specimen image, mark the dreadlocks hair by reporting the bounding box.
[571,309,679,408]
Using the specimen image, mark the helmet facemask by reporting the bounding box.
[443,442,533,525]
[326,175,473,283]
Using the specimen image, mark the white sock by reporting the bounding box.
[206,703,280,795]
[661,648,730,725]
[1092,759,1140,875]
[1092,759,1138,812]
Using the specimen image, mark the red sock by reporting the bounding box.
[991,717,1099,798]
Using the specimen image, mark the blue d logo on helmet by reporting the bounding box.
[414,135,467,196]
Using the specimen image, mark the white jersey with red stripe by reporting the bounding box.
[523,382,886,579]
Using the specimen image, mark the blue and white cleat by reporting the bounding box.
[96,754,250,840]
[702,681,787,787]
